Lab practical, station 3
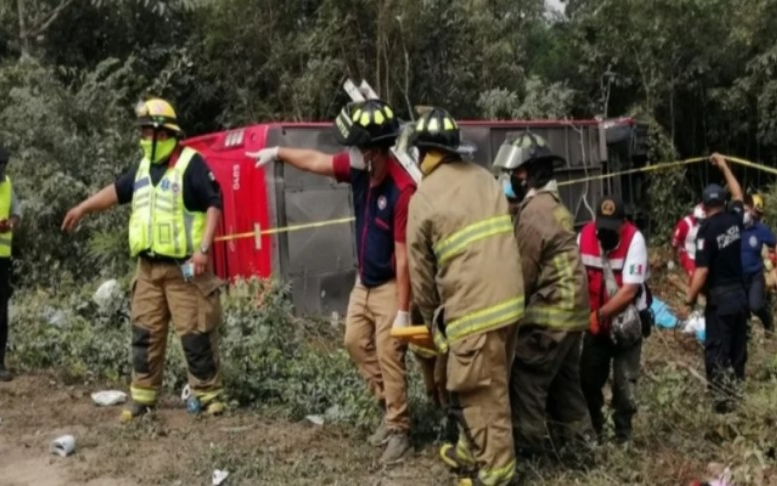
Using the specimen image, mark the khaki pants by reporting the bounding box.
[447,326,516,486]
[510,327,593,455]
[344,279,409,432]
[130,258,224,405]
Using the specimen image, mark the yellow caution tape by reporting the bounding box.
[557,156,708,187]
[214,216,355,243]
[215,154,766,244]
[726,156,777,176]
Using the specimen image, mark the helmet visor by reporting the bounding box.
[493,143,530,170]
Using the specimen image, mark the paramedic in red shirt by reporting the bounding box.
[578,196,650,444]
[248,99,414,464]
[672,203,706,278]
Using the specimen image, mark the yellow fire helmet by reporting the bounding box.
[135,98,182,135]
[752,193,765,214]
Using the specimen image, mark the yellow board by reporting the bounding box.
[390,325,435,349]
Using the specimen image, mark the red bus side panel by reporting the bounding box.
[183,126,273,282]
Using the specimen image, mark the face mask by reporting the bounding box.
[140,138,177,164]
[597,229,620,252]
[744,212,753,225]
[502,177,516,199]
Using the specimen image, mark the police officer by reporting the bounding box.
[406,107,523,486]
[741,193,776,334]
[62,98,226,422]
[685,153,748,413]
[250,99,415,464]
[493,132,594,458]
[0,146,21,382]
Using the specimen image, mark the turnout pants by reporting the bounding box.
[0,258,10,369]
[446,326,516,486]
[414,350,448,410]
[704,285,748,408]
[344,279,410,432]
[580,332,642,441]
[510,327,593,455]
[130,258,224,405]
[745,271,773,332]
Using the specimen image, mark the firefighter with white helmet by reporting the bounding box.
[62,98,226,422]
[493,132,595,459]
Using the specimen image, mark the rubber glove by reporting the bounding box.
[392,310,411,329]
[246,147,280,169]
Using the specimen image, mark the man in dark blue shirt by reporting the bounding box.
[248,99,415,464]
[741,194,777,333]
[686,153,748,413]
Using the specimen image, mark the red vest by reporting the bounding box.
[579,221,638,313]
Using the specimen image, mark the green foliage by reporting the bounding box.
[0,57,139,287]
[8,278,443,437]
[645,119,696,244]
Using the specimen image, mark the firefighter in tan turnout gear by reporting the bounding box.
[62,98,226,422]
[494,133,594,459]
[406,107,524,486]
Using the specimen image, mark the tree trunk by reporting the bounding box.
[17,0,29,58]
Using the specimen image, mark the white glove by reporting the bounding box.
[392,310,411,329]
[247,146,280,169]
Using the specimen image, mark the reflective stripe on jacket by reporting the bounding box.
[516,187,589,330]
[407,158,524,352]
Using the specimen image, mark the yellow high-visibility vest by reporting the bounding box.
[128,147,206,258]
[0,176,12,258]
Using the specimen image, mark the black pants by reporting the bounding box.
[745,271,773,332]
[704,285,748,409]
[580,332,642,441]
[0,258,11,369]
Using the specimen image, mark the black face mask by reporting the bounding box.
[510,172,528,202]
[597,229,620,252]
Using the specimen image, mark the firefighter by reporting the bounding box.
[249,99,415,464]
[62,98,226,422]
[741,193,776,334]
[578,195,650,443]
[685,154,748,413]
[493,133,594,458]
[672,203,706,279]
[406,107,523,486]
[0,146,21,383]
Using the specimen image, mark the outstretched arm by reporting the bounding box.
[251,146,335,178]
[61,184,119,232]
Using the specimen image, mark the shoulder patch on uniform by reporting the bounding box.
[552,205,574,232]
[697,239,705,251]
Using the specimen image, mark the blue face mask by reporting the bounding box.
[502,178,516,199]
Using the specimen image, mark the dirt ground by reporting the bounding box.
[0,374,449,486]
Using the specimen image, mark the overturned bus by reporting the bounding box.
[184,118,634,317]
